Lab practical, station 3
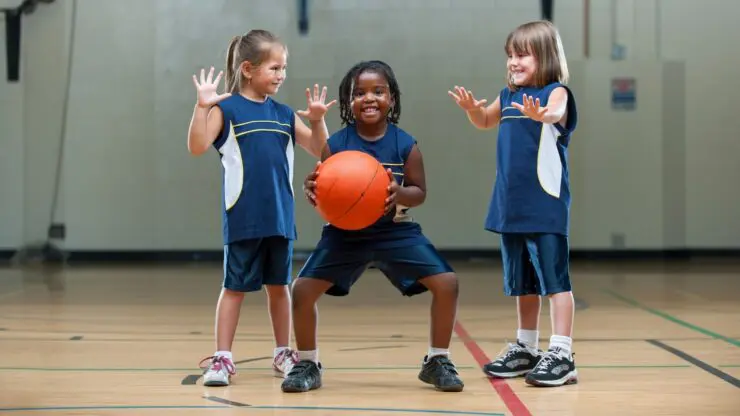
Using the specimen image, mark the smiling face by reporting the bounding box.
[243,44,287,97]
[507,46,537,87]
[350,70,394,126]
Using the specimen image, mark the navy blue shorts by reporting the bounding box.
[500,233,571,296]
[297,244,454,297]
[223,237,293,292]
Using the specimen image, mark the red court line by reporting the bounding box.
[454,321,532,416]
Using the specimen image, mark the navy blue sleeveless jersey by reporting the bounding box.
[213,95,297,244]
[317,124,429,250]
[485,82,578,236]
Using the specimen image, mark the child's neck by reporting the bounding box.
[240,87,269,103]
[355,121,388,142]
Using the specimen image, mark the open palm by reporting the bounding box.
[192,67,232,108]
[297,84,337,121]
[512,94,547,121]
[448,86,488,111]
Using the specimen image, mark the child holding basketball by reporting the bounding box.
[448,20,578,387]
[187,29,336,386]
[281,60,464,393]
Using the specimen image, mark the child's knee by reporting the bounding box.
[264,284,290,299]
[291,277,329,308]
[424,273,459,298]
[222,287,246,298]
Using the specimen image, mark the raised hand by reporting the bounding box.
[297,84,337,121]
[303,161,321,207]
[512,94,548,122]
[448,86,488,111]
[192,67,232,108]
[384,168,400,215]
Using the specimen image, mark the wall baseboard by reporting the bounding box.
[1,248,738,264]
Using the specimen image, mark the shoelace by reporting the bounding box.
[274,349,298,366]
[534,349,567,371]
[198,355,236,375]
[495,342,526,362]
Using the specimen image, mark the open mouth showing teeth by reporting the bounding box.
[362,108,378,114]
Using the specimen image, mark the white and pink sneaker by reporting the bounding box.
[199,355,236,386]
[272,348,299,378]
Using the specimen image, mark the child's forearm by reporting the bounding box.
[187,104,212,155]
[396,186,426,208]
[465,107,489,129]
[308,118,329,158]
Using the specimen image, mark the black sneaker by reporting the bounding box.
[281,360,322,393]
[418,355,464,392]
[483,342,542,378]
[524,348,578,387]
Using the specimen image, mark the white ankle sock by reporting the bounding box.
[427,347,450,360]
[215,350,233,361]
[549,335,572,356]
[274,346,289,358]
[517,329,539,350]
[298,350,318,363]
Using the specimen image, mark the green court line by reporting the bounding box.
[5,364,736,372]
[603,289,740,348]
[0,405,503,415]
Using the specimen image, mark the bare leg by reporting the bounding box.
[418,273,459,349]
[517,295,541,331]
[549,291,574,337]
[265,284,291,347]
[291,277,333,353]
[215,288,245,351]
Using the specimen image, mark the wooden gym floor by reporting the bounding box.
[0,258,739,415]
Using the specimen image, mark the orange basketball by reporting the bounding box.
[314,150,390,231]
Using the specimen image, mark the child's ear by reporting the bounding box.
[240,61,253,81]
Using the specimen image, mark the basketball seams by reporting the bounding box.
[331,162,383,225]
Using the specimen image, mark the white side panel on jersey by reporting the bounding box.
[219,122,243,210]
[285,137,295,197]
[537,123,562,198]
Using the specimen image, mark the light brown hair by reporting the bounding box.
[225,29,286,93]
[505,20,569,91]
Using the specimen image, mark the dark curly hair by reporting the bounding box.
[338,60,401,126]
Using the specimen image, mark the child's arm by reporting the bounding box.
[448,86,502,130]
[295,84,337,159]
[386,144,426,212]
[187,67,230,155]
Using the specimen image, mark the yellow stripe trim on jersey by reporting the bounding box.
[500,115,529,121]
[381,162,404,166]
[235,129,293,139]
[233,120,291,128]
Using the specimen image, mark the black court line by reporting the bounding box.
[69,336,83,340]
[189,331,202,335]
[0,328,6,331]
[204,396,250,407]
[338,345,407,352]
[647,340,740,388]
[181,374,200,385]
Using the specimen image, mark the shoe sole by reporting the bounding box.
[418,375,464,392]
[483,368,531,378]
[203,380,229,387]
[281,382,322,393]
[524,370,578,387]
